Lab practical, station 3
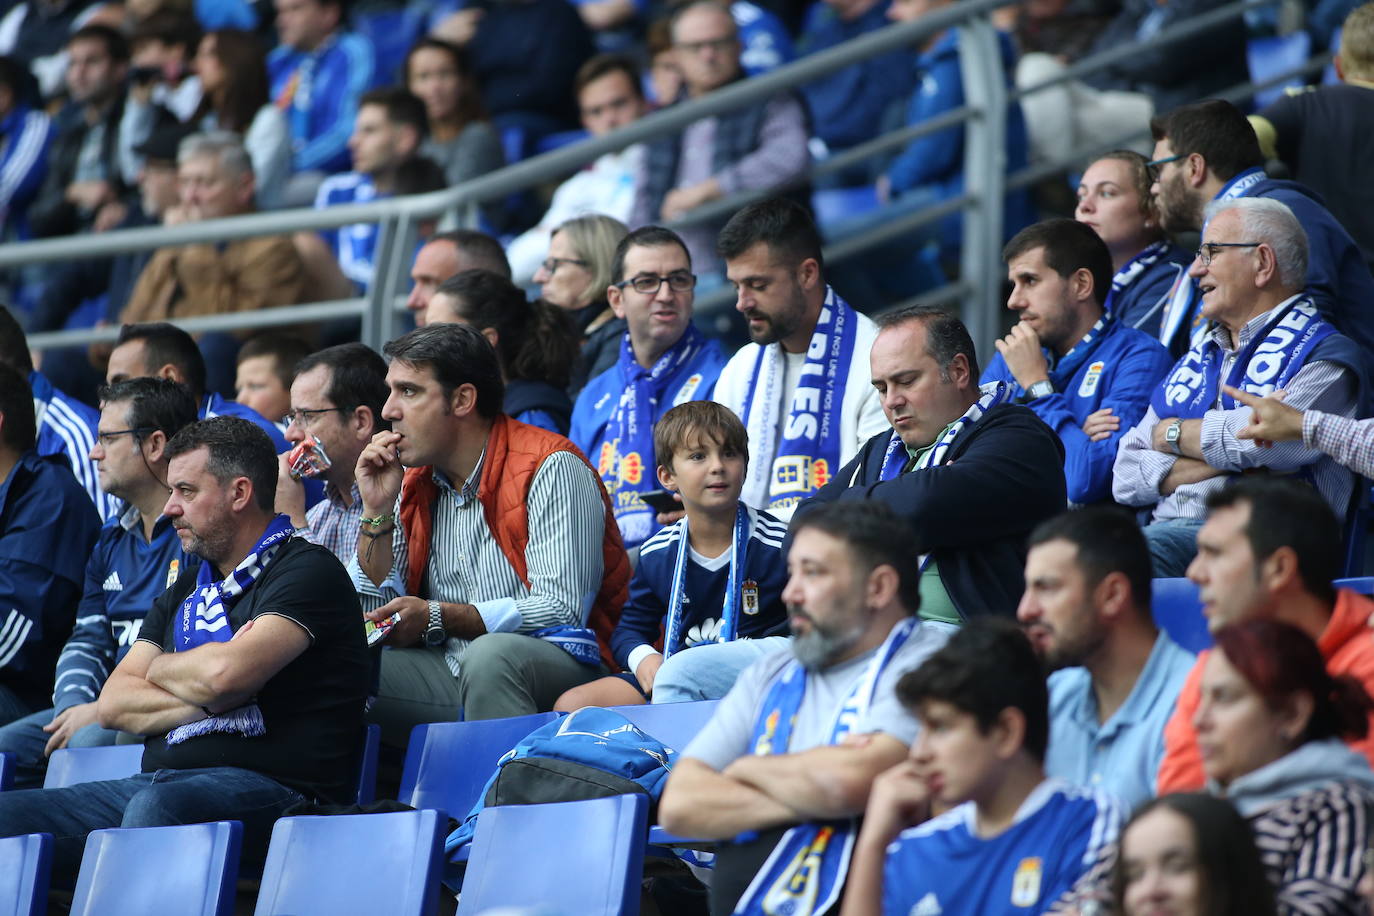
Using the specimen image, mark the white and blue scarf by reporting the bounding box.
[662,504,751,660]
[878,381,1012,480]
[731,618,919,916]
[1103,240,1169,320]
[602,325,713,547]
[740,288,859,512]
[165,513,295,746]
[1150,296,1335,419]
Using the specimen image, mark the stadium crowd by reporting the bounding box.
[1,0,1374,911]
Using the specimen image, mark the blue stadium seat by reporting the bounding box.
[1336,576,1374,595]
[458,795,648,916]
[254,810,446,916]
[43,744,144,789]
[0,752,13,791]
[608,700,719,753]
[398,712,561,819]
[1248,33,1314,109]
[0,833,51,916]
[811,186,880,234]
[70,821,241,916]
[352,8,426,84]
[1151,578,1212,653]
[355,723,381,805]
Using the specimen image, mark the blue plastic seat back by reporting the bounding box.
[398,711,561,816]
[607,700,719,754]
[254,810,446,916]
[70,821,241,916]
[0,833,51,916]
[0,752,12,791]
[458,795,648,916]
[1336,576,1374,595]
[1248,32,1314,109]
[1152,577,1212,653]
[355,723,381,805]
[43,744,144,789]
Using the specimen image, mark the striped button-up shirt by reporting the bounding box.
[1305,410,1374,480]
[351,446,607,676]
[301,480,363,565]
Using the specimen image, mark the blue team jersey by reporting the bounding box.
[610,505,789,667]
[30,370,117,520]
[314,172,384,290]
[266,31,375,174]
[981,318,1173,505]
[883,781,1122,916]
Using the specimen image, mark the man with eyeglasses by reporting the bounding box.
[1113,196,1361,577]
[274,343,390,565]
[1146,99,1374,374]
[0,363,100,729]
[570,225,727,552]
[0,377,196,786]
[633,0,810,277]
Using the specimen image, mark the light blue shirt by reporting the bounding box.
[1046,631,1195,809]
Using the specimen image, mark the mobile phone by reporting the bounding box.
[639,489,682,514]
[364,612,401,647]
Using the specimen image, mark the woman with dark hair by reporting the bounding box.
[1195,619,1374,915]
[427,269,579,434]
[1075,149,1192,337]
[191,29,291,208]
[1115,793,1277,916]
[404,37,504,190]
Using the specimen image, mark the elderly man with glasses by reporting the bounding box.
[570,225,727,553]
[1112,196,1362,577]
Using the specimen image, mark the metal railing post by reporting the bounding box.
[957,16,1008,361]
[362,216,397,352]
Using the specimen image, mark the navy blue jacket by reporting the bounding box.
[794,405,1065,620]
[797,1,912,151]
[1112,243,1193,338]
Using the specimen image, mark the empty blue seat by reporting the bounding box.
[458,795,648,916]
[0,751,13,791]
[355,723,381,805]
[44,744,144,789]
[811,186,881,234]
[608,700,719,754]
[254,810,446,916]
[1336,576,1374,595]
[1248,33,1314,109]
[0,833,51,916]
[1152,577,1211,653]
[399,711,561,818]
[70,821,241,916]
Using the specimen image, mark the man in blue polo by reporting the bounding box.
[570,225,727,552]
[0,364,101,726]
[0,377,197,785]
[982,218,1173,506]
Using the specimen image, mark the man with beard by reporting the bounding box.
[713,198,887,521]
[1017,507,1194,808]
[1147,98,1374,372]
[658,500,953,916]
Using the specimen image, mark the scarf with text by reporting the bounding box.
[740,288,860,512]
[732,617,919,916]
[879,381,1011,480]
[662,503,751,659]
[165,514,295,746]
[1103,240,1169,318]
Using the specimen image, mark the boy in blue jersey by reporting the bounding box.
[558,401,787,709]
[843,619,1122,916]
[0,378,197,786]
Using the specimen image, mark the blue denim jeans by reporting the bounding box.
[1144,517,1205,578]
[0,766,305,883]
[652,636,792,704]
[0,707,123,789]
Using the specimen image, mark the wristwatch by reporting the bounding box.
[1026,380,1055,401]
[1165,419,1184,456]
[423,599,446,646]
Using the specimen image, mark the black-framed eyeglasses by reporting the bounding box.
[539,257,588,275]
[283,407,345,427]
[1194,242,1261,266]
[615,272,697,294]
[1146,153,1184,182]
[96,427,150,446]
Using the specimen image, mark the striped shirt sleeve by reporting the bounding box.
[1251,781,1372,916]
[514,450,607,631]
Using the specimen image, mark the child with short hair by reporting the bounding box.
[556,401,789,709]
[842,619,1123,916]
[234,334,311,429]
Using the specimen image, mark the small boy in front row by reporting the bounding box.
[556,401,789,709]
[842,620,1124,916]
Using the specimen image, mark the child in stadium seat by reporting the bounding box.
[234,333,311,433]
[842,619,1123,916]
[555,401,787,709]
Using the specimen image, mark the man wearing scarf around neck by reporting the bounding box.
[1113,197,1361,578]
[658,501,954,916]
[981,218,1173,506]
[571,225,728,553]
[792,306,1066,626]
[0,416,370,883]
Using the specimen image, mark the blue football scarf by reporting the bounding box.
[529,625,602,665]
[879,381,1012,480]
[1103,240,1169,318]
[1048,314,1111,392]
[662,503,751,659]
[1150,296,1335,419]
[165,514,295,746]
[739,288,859,512]
[602,325,713,547]
[731,617,920,916]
